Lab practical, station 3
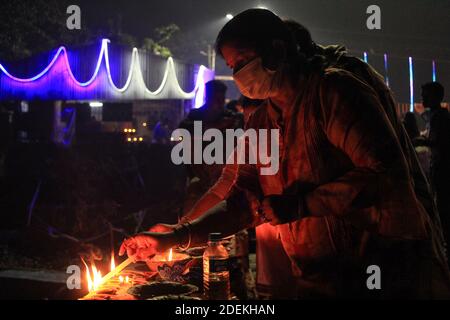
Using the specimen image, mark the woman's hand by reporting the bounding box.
[260,195,301,225]
[119,231,177,262]
[147,223,177,233]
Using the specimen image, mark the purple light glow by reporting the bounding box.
[384,53,389,87]
[409,57,414,112]
[0,40,106,86]
[194,66,207,109]
[432,60,436,82]
[0,39,213,101]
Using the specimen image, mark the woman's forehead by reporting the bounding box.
[222,44,250,56]
[221,44,257,66]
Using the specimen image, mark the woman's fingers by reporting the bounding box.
[135,249,156,262]
[259,198,275,223]
[119,234,157,261]
[126,246,138,260]
[119,238,133,256]
[119,232,176,261]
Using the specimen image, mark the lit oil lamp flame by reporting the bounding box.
[81,257,104,292]
[90,262,103,292]
[110,252,115,272]
[81,258,92,291]
[119,275,130,284]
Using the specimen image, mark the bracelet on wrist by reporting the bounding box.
[174,222,192,251]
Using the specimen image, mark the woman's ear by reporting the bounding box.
[262,39,287,71]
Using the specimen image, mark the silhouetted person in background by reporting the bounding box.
[422,82,450,255]
[403,111,431,179]
[179,80,242,213]
[403,111,420,142]
[184,80,229,125]
[225,99,239,113]
[152,117,170,144]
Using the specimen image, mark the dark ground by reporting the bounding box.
[0,139,187,299]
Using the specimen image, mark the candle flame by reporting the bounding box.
[119,275,124,283]
[168,248,173,261]
[110,252,115,272]
[81,257,103,292]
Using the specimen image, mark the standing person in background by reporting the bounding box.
[403,112,421,143]
[422,82,450,261]
[178,80,242,214]
[178,80,249,298]
[152,117,170,144]
[403,111,431,179]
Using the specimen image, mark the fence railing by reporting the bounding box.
[396,102,450,118]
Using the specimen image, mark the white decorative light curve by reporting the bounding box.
[0,39,214,102]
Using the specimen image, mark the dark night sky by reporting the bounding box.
[73,0,450,101]
[76,0,450,57]
[2,0,448,101]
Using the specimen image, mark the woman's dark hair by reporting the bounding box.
[283,20,316,58]
[215,9,298,66]
[215,9,323,78]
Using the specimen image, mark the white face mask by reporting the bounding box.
[233,57,279,100]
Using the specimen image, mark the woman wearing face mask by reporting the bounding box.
[120,9,450,298]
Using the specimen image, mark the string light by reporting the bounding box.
[384,53,389,87]
[0,39,213,102]
[358,50,441,91]
[89,101,103,108]
[409,57,414,112]
[432,60,437,82]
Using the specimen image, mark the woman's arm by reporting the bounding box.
[183,190,261,246]
[181,162,240,222]
[120,189,262,260]
[121,159,263,260]
[183,138,263,222]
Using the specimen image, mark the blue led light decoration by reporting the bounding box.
[384,53,390,87]
[409,57,414,112]
[0,39,214,102]
[432,60,437,82]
